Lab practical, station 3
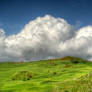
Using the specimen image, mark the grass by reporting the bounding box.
[0,56,92,92]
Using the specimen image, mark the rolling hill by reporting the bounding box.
[0,56,92,92]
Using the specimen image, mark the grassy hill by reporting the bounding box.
[0,56,92,92]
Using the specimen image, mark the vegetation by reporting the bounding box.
[0,56,92,92]
[12,71,32,81]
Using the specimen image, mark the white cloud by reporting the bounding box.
[0,15,92,61]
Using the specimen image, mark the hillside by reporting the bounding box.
[0,56,92,92]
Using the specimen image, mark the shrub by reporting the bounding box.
[49,60,56,66]
[64,64,72,68]
[71,60,79,64]
[12,71,32,81]
[64,90,69,92]
[53,72,57,75]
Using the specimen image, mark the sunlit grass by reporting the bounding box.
[0,57,92,92]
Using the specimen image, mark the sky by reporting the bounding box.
[0,0,92,35]
[1,0,92,62]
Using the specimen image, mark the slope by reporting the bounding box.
[0,56,92,92]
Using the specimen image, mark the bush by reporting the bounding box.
[64,64,72,68]
[64,90,69,92]
[53,72,57,75]
[71,60,79,64]
[12,71,32,81]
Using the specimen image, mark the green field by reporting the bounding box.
[0,56,92,92]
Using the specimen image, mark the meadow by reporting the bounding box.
[0,56,92,92]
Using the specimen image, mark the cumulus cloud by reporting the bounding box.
[0,15,92,62]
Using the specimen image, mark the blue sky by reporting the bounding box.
[0,0,92,35]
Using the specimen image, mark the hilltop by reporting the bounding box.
[0,56,92,92]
